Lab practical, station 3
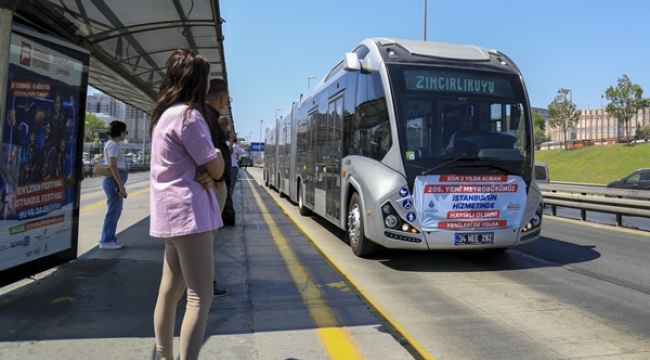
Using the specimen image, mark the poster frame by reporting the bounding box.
[0,22,89,287]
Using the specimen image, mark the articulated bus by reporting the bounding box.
[264,37,543,257]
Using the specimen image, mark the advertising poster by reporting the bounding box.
[0,28,88,275]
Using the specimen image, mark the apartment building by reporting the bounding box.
[542,106,650,145]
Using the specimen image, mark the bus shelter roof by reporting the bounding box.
[12,0,232,118]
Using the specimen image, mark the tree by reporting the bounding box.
[84,113,106,142]
[533,110,546,131]
[547,88,580,149]
[635,125,650,141]
[532,111,548,149]
[605,75,649,144]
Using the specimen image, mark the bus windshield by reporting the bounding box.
[387,64,532,180]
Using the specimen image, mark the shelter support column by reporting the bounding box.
[0,6,13,140]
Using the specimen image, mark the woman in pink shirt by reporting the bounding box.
[149,48,225,360]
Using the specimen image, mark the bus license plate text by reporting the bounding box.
[454,232,494,245]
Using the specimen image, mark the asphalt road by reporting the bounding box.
[248,167,650,360]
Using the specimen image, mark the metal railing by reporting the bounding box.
[539,182,650,226]
[83,164,150,177]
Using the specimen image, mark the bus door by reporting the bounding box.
[326,96,343,221]
[305,109,318,207]
[280,120,289,193]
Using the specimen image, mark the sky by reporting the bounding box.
[217,0,650,144]
[92,1,650,144]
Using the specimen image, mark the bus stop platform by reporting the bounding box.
[0,168,414,360]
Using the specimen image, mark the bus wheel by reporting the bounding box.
[298,185,312,216]
[346,192,377,257]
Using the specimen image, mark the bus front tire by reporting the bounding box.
[346,192,378,257]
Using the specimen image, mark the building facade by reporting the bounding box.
[86,93,123,118]
[124,106,150,143]
[86,92,150,143]
[543,106,650,145]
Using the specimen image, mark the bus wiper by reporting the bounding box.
[421,155,480,176]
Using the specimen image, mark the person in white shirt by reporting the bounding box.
[100,120,128,250]
[229,135,247,195]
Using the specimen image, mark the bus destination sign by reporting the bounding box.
[404,70,513,97]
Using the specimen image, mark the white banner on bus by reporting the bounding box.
[412,174,527,231]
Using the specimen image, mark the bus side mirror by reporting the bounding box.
[344,52,361,72]
[509,104,521,130]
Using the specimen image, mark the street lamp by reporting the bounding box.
[275,108,281,122]
[308,76,317,89]
[259,119,263,163]
[248,131,252,156]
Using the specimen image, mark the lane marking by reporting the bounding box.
[247,180,365,360]
[248,169,436,360]
[80,188,150,213]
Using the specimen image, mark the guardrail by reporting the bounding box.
[539,182,650,226]
[127,164,150,173]
[84,164,150,177]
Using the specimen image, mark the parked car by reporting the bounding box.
[82,152,93,177]
[534,161,549,185]
[606,168,650,199]
[238,156,252,170]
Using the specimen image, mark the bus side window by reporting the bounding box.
[354,71,390,161]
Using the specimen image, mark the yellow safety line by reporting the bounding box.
[252,177,436,360]
[80,188,150,213]
[248,180,365,360]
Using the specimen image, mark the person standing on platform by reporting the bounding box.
[218,116,237,226]
[205,79,231,297]
[99,120,128,250]
[149,48,225,360]
[229,136,246,195]
[205,80,232,222]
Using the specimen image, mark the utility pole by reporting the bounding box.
[423,0,427,41]
[259,119,263,164]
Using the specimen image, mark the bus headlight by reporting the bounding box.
[531,214,540,227]
[380,201,421,235]
[521,202,543,233]
[384,215,399,228]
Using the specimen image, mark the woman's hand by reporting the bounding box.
[117,183,127,197]
[195,167,215,190]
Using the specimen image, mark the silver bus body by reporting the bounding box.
[265,37,543,257]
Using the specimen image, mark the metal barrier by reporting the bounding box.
[84,164,150,177]
[540,182,650,226]
[127,165,150,173]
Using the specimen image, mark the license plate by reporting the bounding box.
[454,232,494,245]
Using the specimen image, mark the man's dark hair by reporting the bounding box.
[107,120,127,137]
[208,78,228,98]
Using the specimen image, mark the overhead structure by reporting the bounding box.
[11,0,232,118]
